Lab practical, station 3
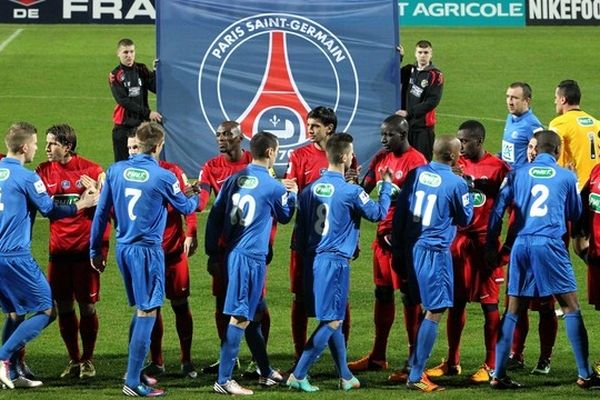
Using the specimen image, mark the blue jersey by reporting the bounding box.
[393,162,473,250]
[488,153,581,243]
[0,157,76,255]
[296,171,391,259]
[205,163,296,259]
[501,109,543,168]
[90,154,198,256]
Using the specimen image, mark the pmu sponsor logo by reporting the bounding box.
[589,193,600,213]
[0,168,10,180]
[418,171,442,187]
[198,13,359,167]
[62,0,155,20]
[528,167,556,178]
[527,0,600,25]
[53,194,80,205]
[236,175,258,189]
[578,116,595,126]
[123,168,149,182]
[313,183,334,197]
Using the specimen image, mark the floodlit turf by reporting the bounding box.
[1,24,600,398]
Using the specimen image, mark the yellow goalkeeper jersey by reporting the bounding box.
[549,109,600,191]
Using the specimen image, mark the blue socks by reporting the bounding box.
[409,318,439,382]
[0,313,50,361]
[328,325,352,380]
[245,321,271,376]
[218,324,245,384]
[125,314,156,388]
[493,311,518,379]
[564,310,592,378]
[294,322,336,380]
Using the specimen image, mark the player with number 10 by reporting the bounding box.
[205,131,298,396]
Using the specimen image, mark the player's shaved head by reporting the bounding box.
[535,130,561,157]
[381,115,409,136]
[433,135,460,165]
[217,121,242,137]
[135,121,164,154]
[5,122,37,153]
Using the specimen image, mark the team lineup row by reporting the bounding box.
[1,37,600,396]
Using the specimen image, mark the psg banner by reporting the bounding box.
[157,0,400,177]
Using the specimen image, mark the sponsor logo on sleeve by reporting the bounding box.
[34,179,46,193]
[462,192,470,207]
[0,169,10,181]
[359,190,370,204]
[172,181,181,194]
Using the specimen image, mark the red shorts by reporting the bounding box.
[588,262,600,307]
[48,254,100,303]
[290,249,303,294]
[372,238,401,289]
[452,234,503,304]
[165,252,190,300]
[528,295,555,311]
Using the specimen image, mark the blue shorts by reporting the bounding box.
[509,236,577,297]
[312,253,350,321]
[116,245,165,311]
[412,244,453,311]
[0,254,53,315]
[223,249,266,321]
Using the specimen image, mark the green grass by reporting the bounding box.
[1,24,600,399]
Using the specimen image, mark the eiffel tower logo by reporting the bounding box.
[237,31,311,143]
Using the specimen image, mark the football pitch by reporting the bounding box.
[1,24,600,399]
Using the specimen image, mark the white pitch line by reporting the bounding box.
[0,29,24,54]
[437,112,505,123]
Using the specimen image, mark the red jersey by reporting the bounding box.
[285,143,328,191]
[159,160,197,256]
[285,143,358,191]
[36,155,109,255]
[198,150,253,211]
[363,147,427,235]
[582,164,600,262]
[457,152,510,235]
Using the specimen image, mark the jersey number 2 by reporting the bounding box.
[529,184,549,217]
